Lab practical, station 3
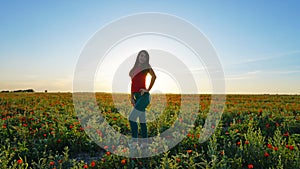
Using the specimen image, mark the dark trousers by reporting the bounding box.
[129,92,150,140]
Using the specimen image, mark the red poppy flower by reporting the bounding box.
[121,159,126,165]
[267,144,272,149]
[91,161,95,167]
[17,159,22,164]
[264,152,269,157]
[248,164,254,169]
[49,161,55,166]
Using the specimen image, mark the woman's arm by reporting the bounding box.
[140,68,156,95]
[147,68,156,91]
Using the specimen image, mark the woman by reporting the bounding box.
[129,50,156,146]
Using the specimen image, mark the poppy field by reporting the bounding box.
[0,92,299,168]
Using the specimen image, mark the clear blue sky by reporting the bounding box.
[1,1,300,94]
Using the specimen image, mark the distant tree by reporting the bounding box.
[1,90,9,93]
[12,89,35,92]
[25,89,34,92]
[45,90,47,93]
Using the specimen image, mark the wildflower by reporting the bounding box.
[57,139,61,143]
[274,147,278,151]
[17,159,22,164]
[83,164,88,168]
[106,151,111,156]
[187,150,192,154]
[50,161,55,166]
[245,140,249,145]
[237,141,241,146]
[22,123,28,127]
[289,145,294,150]
[267,143,272,149]
[264,152,269,157]
[176,158,181,163]
[121,159,126,165]
[91,161,95,167]
[104,145,109,149]
[69,125,73,129]
[283,132,289,137]
[248,164,254,169]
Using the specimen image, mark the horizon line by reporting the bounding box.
[1,90,299,95]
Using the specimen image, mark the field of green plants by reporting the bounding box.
[0,93,299,168]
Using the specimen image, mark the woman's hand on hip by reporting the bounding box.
[139,89,148,95]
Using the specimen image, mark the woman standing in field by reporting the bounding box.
[129,50,156,146]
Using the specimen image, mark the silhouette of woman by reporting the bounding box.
[129,50,156,146]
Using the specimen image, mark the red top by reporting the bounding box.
[131,67,148,93]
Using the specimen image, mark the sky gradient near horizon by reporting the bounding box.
[1,1,300,94]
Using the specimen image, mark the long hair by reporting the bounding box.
[129,50,151,78]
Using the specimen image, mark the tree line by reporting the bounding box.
[1,89,35,93]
